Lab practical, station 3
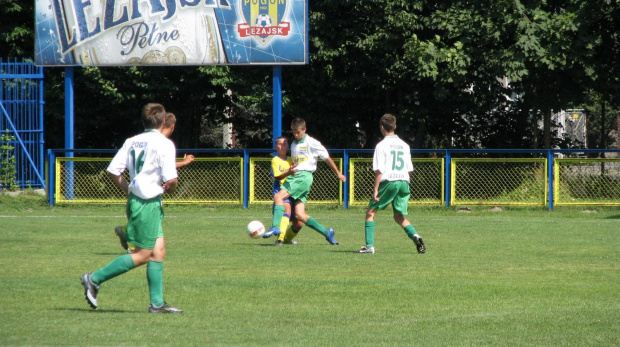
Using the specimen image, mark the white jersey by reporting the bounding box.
[291,135,330,173]
[373,135,413,182]
[107,130,178,200]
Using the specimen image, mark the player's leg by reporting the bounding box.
[265,189,290,237]
[114,225,128,252]
[275,199,293,245]
[358,208,378,253]
[296,203,338,245]
[284,216,304,245]
[358,181,396,253]
[144,219,182,313]
[114,224,136,253]
[392,182,425,254]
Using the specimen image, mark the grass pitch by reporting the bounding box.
[0,194,619,346]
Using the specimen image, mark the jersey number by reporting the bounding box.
[390,150,405,170]
[130,149,145,174]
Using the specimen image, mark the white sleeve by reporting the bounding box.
[309,137,330,160]
[106,140,129,176]
[160,140,178,182]
[372,144,386,173]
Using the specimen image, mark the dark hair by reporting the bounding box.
[291,117,306,130]
[380,113,396,132]
[142,103,166,129]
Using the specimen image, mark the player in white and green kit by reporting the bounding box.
[263,117,346,245]
[80,103,183,313]
[358,114,426,254]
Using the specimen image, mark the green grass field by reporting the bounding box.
[1,194,619,346]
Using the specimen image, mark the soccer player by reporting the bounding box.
[269,136,303,245]
[357,113,426,254]
[81,103,183,313]
[262,117,346,245]
[114,112,194,253]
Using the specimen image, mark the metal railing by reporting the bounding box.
[47,148,620,209]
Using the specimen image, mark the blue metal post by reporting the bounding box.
[243,149,249,209]
[38,65,45,189]
[445,150,451,207]
[272,66,282,148]
[65,67,74,200]
[343,149,349,209]
[547,150,554,210]
[47,149,55,205]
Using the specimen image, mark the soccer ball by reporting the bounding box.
[247,220,265,239]
[254,14,272,27]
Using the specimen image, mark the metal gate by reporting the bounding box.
[0,59,46,189]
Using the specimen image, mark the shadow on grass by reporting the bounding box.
[57,307,138,313]
[604,215,620,219]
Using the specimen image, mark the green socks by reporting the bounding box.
[365,221,375,247]
[272,205,285,229]
[404,224,417,240]
[91,254,135,284]
[305,216,328,236]
[147,260,164,307]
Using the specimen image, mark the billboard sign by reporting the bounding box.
[35,0,308,66]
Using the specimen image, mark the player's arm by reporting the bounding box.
[324,157,346,182]
[176,154,195,168]
[163,178,178,194]
[373,170,382,202]
[273,165,297,180]
[107,172,129,195]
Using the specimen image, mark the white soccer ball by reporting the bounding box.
[247,220,265,239]
[254,14,272,27]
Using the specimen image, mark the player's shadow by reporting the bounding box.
[605,215,620,219]
[56,307,137,313]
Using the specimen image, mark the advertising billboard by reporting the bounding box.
[35,0,308,66]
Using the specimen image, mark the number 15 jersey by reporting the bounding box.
[107,130,178,200]
[373,134,413,182]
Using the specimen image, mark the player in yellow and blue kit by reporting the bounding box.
[269,137,303,245]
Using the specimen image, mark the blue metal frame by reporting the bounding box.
[272,66,282,149]
[46,148,620,209]
[0,59,46,189]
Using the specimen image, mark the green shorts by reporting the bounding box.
[281,171,313,203]
[125,194,164,249]
[367,180,410,215]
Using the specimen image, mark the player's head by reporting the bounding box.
[162,112,177,138]
[291,117,306,141]
[275,136,289,157]
[142,103,166,129]
[379,113,397,134]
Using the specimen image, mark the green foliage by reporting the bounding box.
[4,0,620,150]
[0,130,19,191]
[0,0,34,58]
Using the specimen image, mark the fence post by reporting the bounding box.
[445,150,451,207]
[343,149,349,209]
[47,149,55,206]
[243,149,249,209]
[64,67,75,200]
[547,149,554,210]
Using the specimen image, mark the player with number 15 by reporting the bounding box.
[357,114,426,254]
